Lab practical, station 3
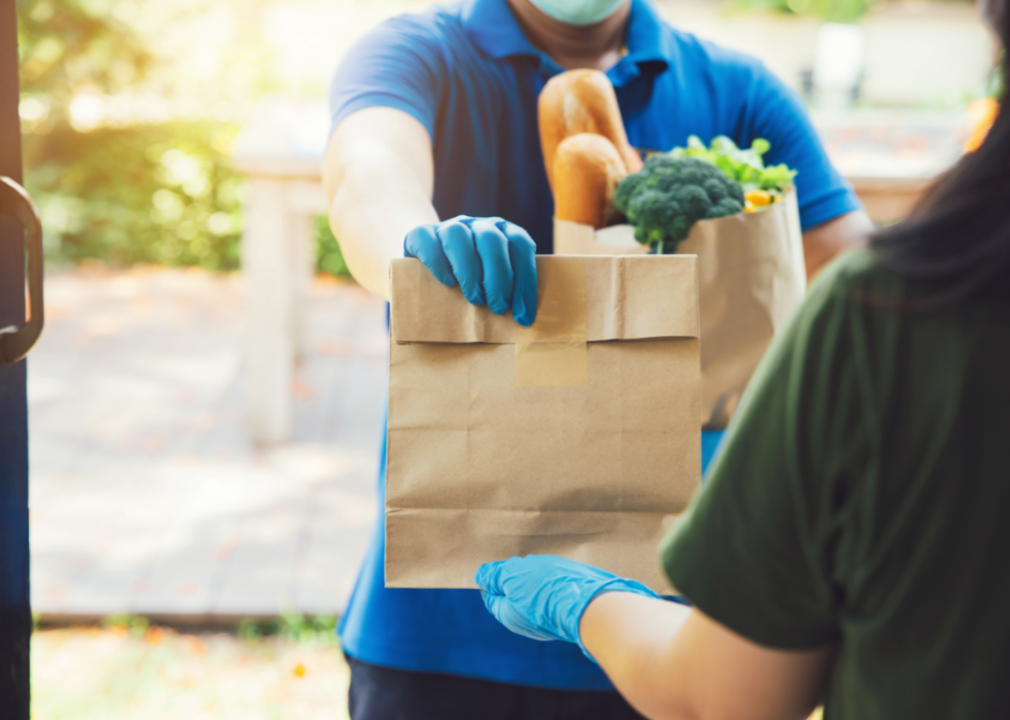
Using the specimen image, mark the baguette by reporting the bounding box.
[539,69,643,192]
[553,133,628,229]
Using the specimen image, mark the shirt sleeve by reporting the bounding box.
[736,64,862,232]
[659,252,877,650]
[328,16,448,142]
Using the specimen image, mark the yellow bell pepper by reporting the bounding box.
[744,190,773,213]
[965,97,999,153]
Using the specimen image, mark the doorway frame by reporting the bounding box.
[0,0,32,717]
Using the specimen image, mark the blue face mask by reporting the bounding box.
[528,0,627,26]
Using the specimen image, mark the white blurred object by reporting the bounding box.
[68,94,105,132]
[232,99,331,444]
[231,99,331,162]
[813,23,866,109]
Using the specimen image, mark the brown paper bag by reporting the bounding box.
[553,188,805,429]
[386,255,701,592]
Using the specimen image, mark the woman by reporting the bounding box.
[475,2,1010,717]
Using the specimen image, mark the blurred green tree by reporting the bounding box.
[17,0,152,131]
[16,0,350,276]
[28,121,245,269]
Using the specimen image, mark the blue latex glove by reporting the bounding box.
[475,555,660,661]
[404,215,538,326]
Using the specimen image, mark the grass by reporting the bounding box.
[31,615,826,719]
[31,615,349,720]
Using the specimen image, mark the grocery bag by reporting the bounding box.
[553,188,805,429]
[385,255,701,592]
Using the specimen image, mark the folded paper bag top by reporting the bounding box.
[386,255,702,593]
[390,255,700,345]
[553,188,806,429]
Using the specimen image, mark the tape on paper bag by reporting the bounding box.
[515,258,588,386]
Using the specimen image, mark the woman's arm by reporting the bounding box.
[477,556,834,720]
[580,592,833,720]
[322,106,439,300]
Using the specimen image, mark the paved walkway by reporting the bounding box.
[29,266,387,619]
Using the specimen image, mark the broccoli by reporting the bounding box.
[614,155,745,254]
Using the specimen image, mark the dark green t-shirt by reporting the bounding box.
[661,249,1010,719]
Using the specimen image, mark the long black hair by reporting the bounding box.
[871,14,1010,302]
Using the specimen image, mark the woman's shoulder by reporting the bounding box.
[810,247,1008,315]
[797,248,903,326]
[811,248,897,297]
[795,247,1007,379]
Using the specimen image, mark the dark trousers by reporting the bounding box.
[346,655,647,720]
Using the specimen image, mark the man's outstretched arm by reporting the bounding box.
[323,106,439,300]
[323,106,538,324]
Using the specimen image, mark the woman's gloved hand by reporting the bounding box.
[475,555,660,661]
[404,216,538,326]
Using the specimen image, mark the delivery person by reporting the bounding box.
[476,7,1010,716]
[323,0,872,716]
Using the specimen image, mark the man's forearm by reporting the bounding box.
[324,107,439,300]
[802,209,874,280]
[329,154,438,300]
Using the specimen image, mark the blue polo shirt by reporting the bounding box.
[330,0,860,690]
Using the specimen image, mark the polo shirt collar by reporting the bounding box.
[462,0,673,84]
[462,0,540,60]
[620,0,673,77]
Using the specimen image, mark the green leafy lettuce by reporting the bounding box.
[669,136,797,195]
